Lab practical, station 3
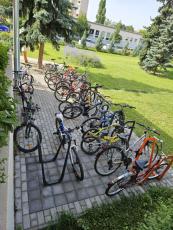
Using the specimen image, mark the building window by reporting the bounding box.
[125,38,128,41]
[130,38,133,42]
[105,33,110,40]
[90,29,94,34]
[78,1,80,3]
[95,30,100,35]
[134,39,137,42]
[76,14,79,17]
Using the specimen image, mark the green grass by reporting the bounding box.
[43,187,173,230]
[29,43,173,153]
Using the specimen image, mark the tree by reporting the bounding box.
[75,14,90,38]
[125,25,134,32]
[95,33,104,51]
[20,0,75,68]
[96,0,106,24]
[81,30,87,48]
[104,18,116,27]
[139,0,173,73]
[122,42,130,56]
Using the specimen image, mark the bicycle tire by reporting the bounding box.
[58,101,72,113]
[47,76,59,91]
[81,117,101,133]
[14,123,42,153]
[105,174,130,197]
[148,163,168,179]
[81,136,101,155]
[62,105,83,119]
[94,145,123,176]
[54,85,70,102]
[70,147,84,180]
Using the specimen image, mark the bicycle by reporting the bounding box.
[14,99,42,153]
[94,123,160,176]
[105,144,173,197]
[37,125,84,186]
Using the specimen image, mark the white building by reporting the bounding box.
[87,21,143,50]
[70,0,89,17]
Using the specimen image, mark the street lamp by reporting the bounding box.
[13,0,20,86]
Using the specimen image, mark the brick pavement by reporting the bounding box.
[14,66,173,230]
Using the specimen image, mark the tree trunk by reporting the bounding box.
[38,42,44,69]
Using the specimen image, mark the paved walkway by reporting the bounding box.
[14,65,173,230]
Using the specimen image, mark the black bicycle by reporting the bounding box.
[37,126,84,186]
[14,101,42,153]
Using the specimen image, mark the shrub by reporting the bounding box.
[0,43,8,70]
[64,46,103,68]
[0,32,12,46]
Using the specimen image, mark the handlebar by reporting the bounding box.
[136,122,160,135]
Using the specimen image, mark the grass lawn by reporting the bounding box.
[28,43,173,153]
[43,187,173,230]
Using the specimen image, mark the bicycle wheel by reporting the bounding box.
[105,174,131,197]
[148,163,168,179]
[81,136,101,155]
[58,101,71,113]
[47,76,59,91]
[70,147,84,180]
[14,123,42,153]
[62,105,82,119]
[81,117,101,133]
[54,85,70,102]
[66,92,80,104]
[94,146,123,176]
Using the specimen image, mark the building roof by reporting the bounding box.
[88,21,141,36]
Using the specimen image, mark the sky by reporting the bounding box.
[87,0,161,30]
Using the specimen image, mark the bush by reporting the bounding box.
[64,46,103,68]
[0,43,9,70]
[0,32,12,47]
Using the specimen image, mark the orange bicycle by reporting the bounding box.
[105,136,173,196]
[95,122,160,176]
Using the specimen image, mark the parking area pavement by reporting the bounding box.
[14,66,173,230]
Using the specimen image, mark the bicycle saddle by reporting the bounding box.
[135,160,148,170]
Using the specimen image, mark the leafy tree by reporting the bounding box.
[104,18,116,27]
[115,21,126,31]
[125,25,134,32]
[75,14,90,38]
[20,0,75,68]
[80,30,87,48]
[96,0,106,24]
[122,42,130,56]
[139,0,173,73]
[108,38,114,53]
[95,33,104,51]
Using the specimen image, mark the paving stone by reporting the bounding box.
[22,191,28,203]
[44,209,51,217]
[76,188,89,200]
[66,191,77,203]
[87,187,97,197]
[37,211,45,225]
[31,219,38,227]
[30,200,43,213]
[28,189,41,201]
[62,204,69,212]
[28,180,40,190]
[42,186,53,197]
[22,182,27,192]
[63,182,74,192]
[74,201,82,214]
[52,184,64,195]
[16,210,22,224]
[15,198,22,210]
[50,207,57,219]
[55,193,67,206]
[22,202,29,215]
[85,198,92,209]
[23,214,30,229]
[45,215,52,223]
[15,178,21,188]
[21,173,27,182]
[42,196,55,210]
[95,184,105,195]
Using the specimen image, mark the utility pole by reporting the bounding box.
[13,0,20,86]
